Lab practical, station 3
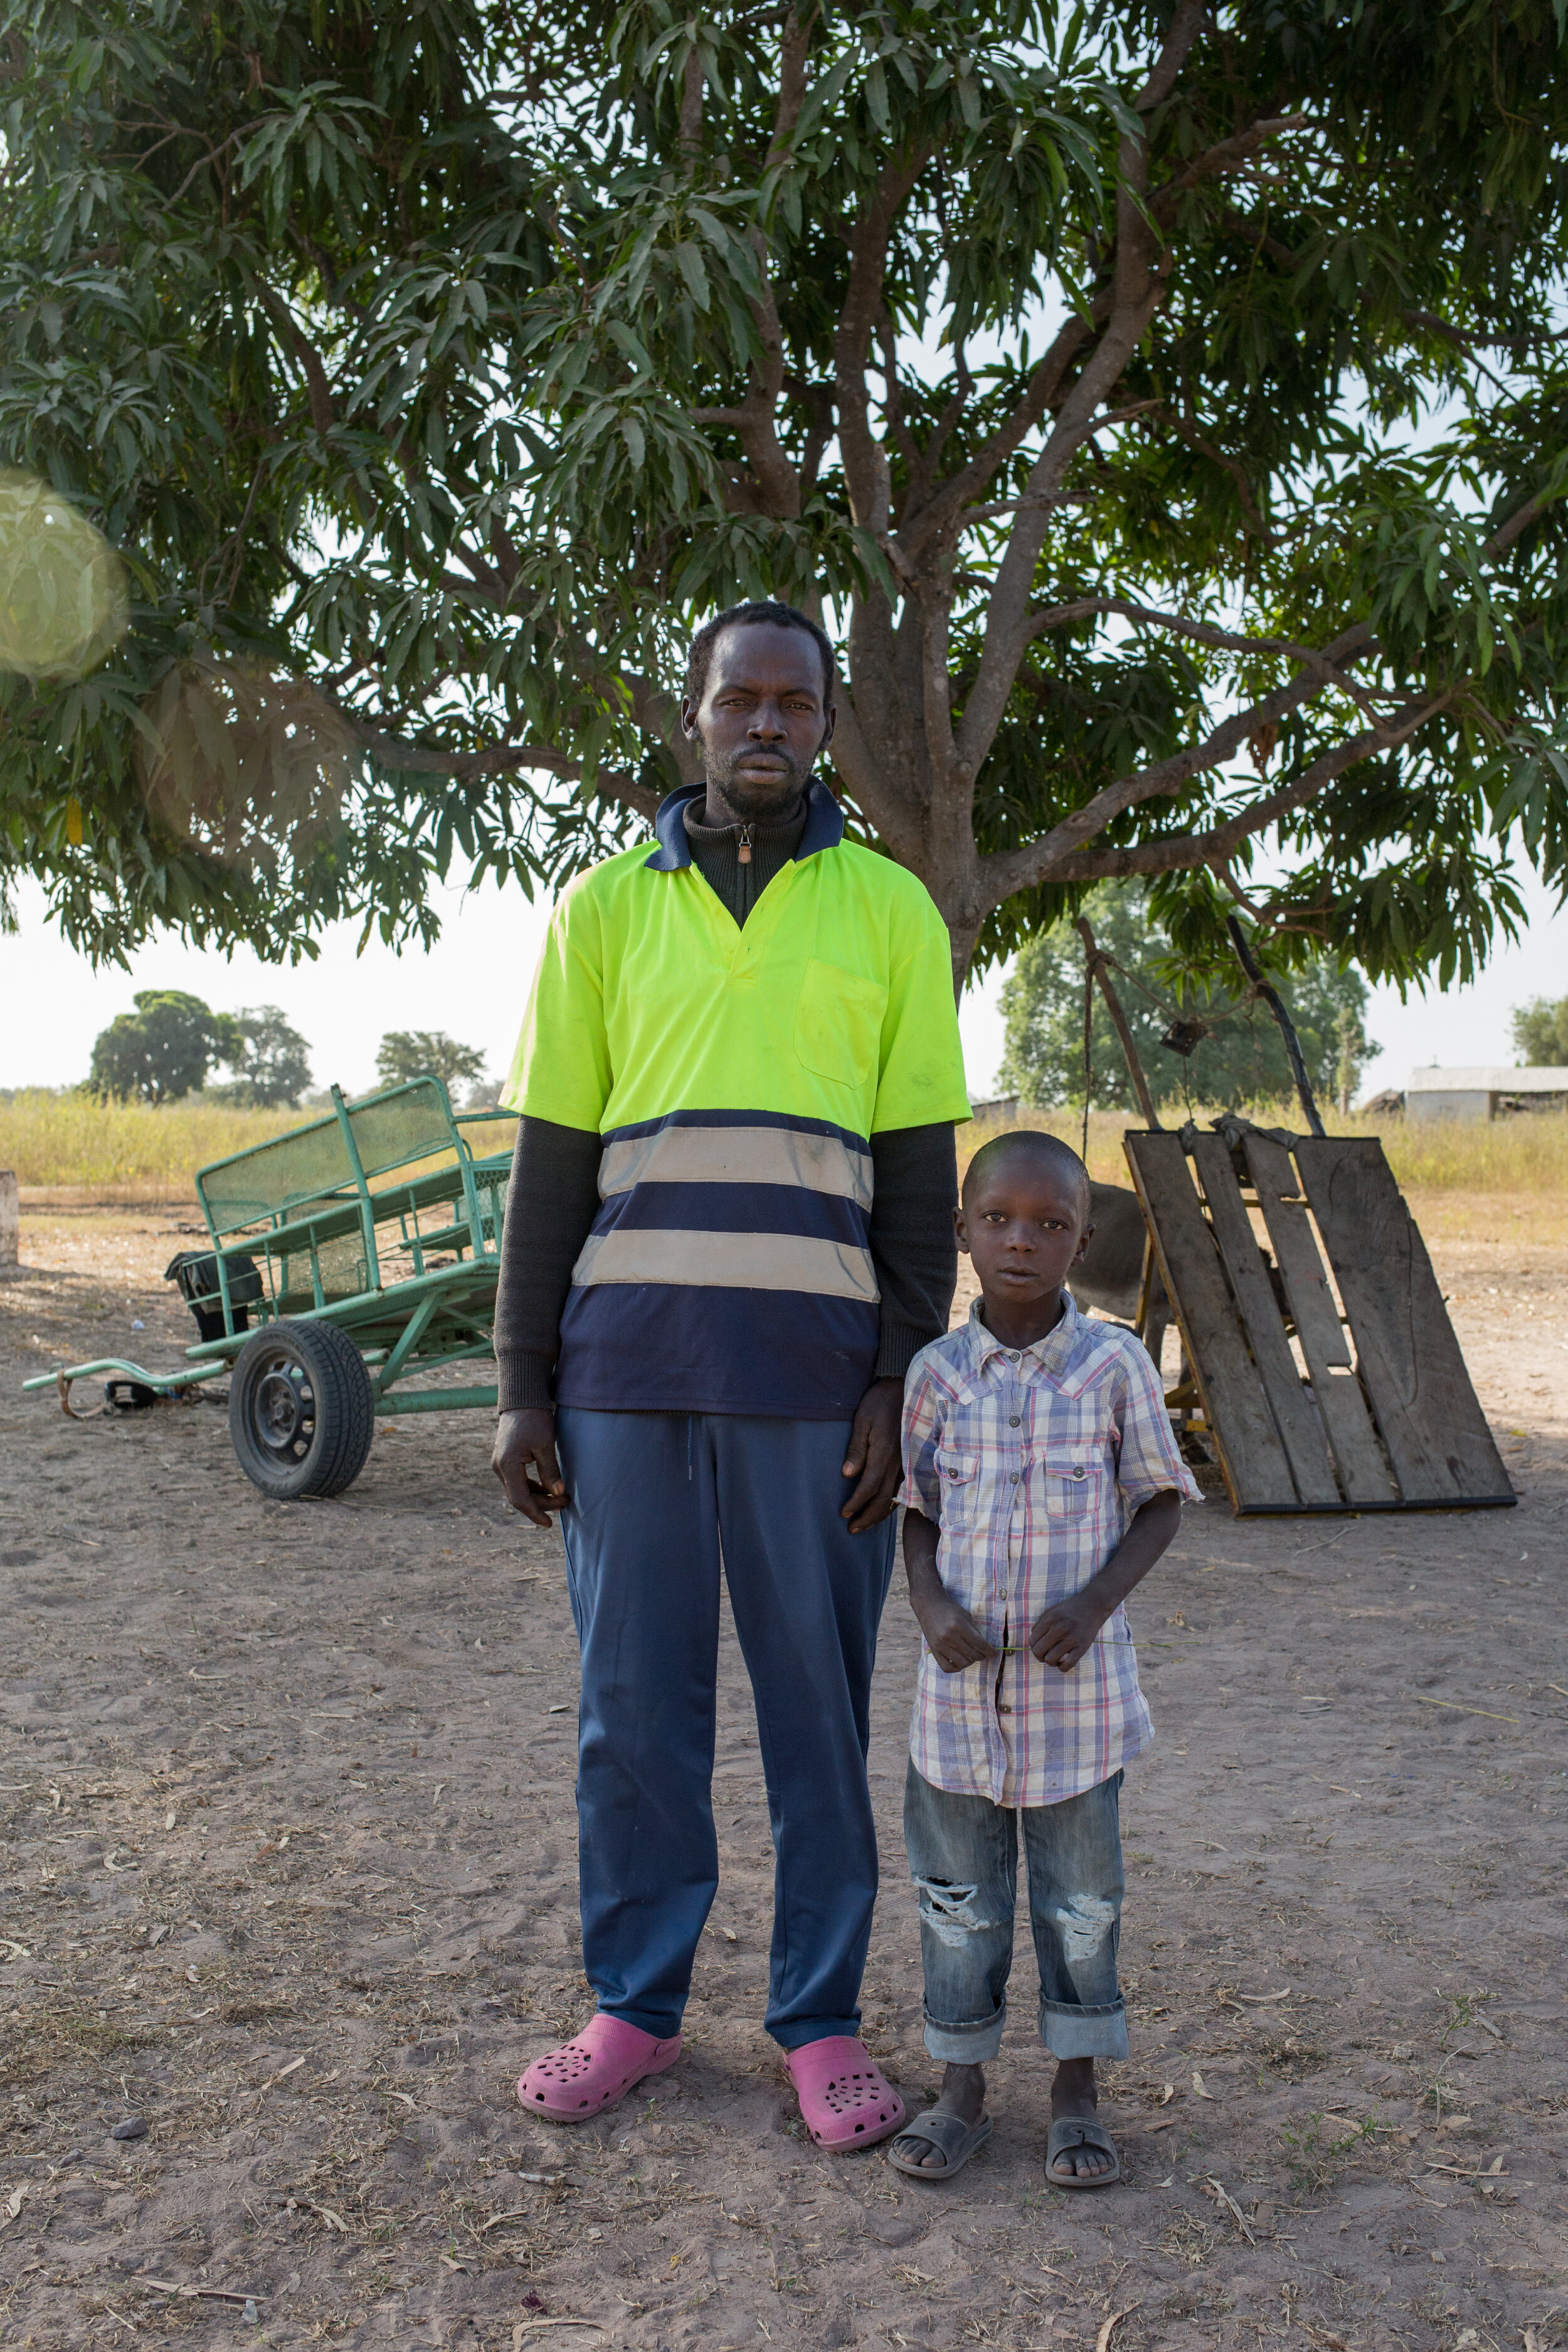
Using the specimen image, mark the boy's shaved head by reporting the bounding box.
[961,1129,1092,1223]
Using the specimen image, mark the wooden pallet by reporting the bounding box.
[1122,1126,1514,1515]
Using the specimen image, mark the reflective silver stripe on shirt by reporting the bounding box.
[571,1227,879,1303]
[597,1123,873,1210]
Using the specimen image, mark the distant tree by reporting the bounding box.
[375,1030,487,1093]
[1511,995,1568,1066]
[86,990,229,1104]
[216,1005,312,1107]
[998,883,1376,1116]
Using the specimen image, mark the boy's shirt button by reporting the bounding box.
[1009,1414,1020,1427]
[1073,1466,1086,1480]
[1008,1350,1020,1361]
[997,1703,1013,1714]
[1010,1471,1019,1483]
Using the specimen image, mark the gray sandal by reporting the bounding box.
[887,2106,993,2181]
[1045,2113,1121,2189]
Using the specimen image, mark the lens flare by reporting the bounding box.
[136,655,352,866]
[0,471,129,679]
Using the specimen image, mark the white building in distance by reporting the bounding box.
[1406,1066,1568,1122]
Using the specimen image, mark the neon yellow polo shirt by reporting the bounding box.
[502,781,970,1416]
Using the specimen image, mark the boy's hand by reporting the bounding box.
[913,1584,1000,1675]
[903,1509,998,1671]
[1029,1591,1107,1673]
[1030,1491,1184,1671]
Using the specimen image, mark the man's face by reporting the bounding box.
[681,622,835,818]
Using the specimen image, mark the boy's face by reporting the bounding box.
[955,1157,1093,1308]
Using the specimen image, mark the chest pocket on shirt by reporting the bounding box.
[1032,1449,1099,1515]
[795,960,887,1089]
[933,1446,981,1530]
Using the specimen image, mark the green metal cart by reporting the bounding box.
[23,1077,516,1499]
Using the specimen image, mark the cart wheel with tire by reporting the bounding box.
[228,1320,375,1500]
[23,1078,517,1489]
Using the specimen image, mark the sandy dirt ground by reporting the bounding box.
[0,1199,1565,2352]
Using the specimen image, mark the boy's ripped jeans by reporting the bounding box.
[904,1759,1130,2063]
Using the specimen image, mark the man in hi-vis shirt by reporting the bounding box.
[492,601,969,2152]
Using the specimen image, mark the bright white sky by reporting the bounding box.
[1,860,1561,1105]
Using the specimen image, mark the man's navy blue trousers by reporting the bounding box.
[554,1407,898,2050]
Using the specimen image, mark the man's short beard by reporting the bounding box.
[697,733,813,820]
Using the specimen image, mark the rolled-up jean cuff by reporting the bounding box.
[923,1996,1007,2065]
[1039,1996,1130,2061]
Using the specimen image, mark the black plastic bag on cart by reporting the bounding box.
[164,1249,264,1343]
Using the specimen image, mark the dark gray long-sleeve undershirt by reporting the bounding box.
[493,802,960,1411]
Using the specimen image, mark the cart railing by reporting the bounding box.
[189,1079,516,1345]
[21,1082,521,1451]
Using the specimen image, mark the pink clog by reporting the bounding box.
[517,2013,682,2121]
[787,2035,906,2153]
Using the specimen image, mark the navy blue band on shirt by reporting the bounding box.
[555,1103,882,1412]
[554,1283,879,1418]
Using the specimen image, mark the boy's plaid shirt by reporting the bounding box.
[899,1295,1200,1807]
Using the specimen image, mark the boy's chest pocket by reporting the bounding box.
[934,1447,981,1528]
[1031,1451,1103,1515]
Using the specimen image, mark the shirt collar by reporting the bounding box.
[644,776,846,871]
[965,1290,1087,1377]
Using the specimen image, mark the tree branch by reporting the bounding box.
[1218,204,1302,271]
[965,476,1557,908]
[899,34,1287,557]
[767,4,813,162]
[941,3,1242,786]
[953,163,1176,776]
[976,620,1375,904]
[1164,408,1273,541]
[679,47,704,159]
[1036,685,1459,886]
[253,282,334,436]
[1148,115,1311,228]
[900,309,1094,550]
[1022,595,1350,675]
[351,718,662,822]
[834,152,933,532]
[1131,0,1208,110]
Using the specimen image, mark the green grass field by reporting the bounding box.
[4,1085,1564,1210]
[0,1089,314,1200]
[961,1099,1568,1202]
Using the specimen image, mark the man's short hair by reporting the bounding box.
[684,601,837,707]
[961,1129,1093,1223]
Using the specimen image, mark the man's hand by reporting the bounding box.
[840,1377,903,1532]
[492,1407,568,1528]
[1029,1590,1107,1674]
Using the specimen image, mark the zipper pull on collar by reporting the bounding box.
[737,824,753,867]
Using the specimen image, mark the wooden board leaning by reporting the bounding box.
[1123,1122,1513,1517]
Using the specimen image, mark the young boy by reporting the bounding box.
[888,1130,1198,2188]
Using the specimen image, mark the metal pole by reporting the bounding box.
[1076,918,1163,1131]
[331,1084,385,1291]
[1225,916,1328,1138]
